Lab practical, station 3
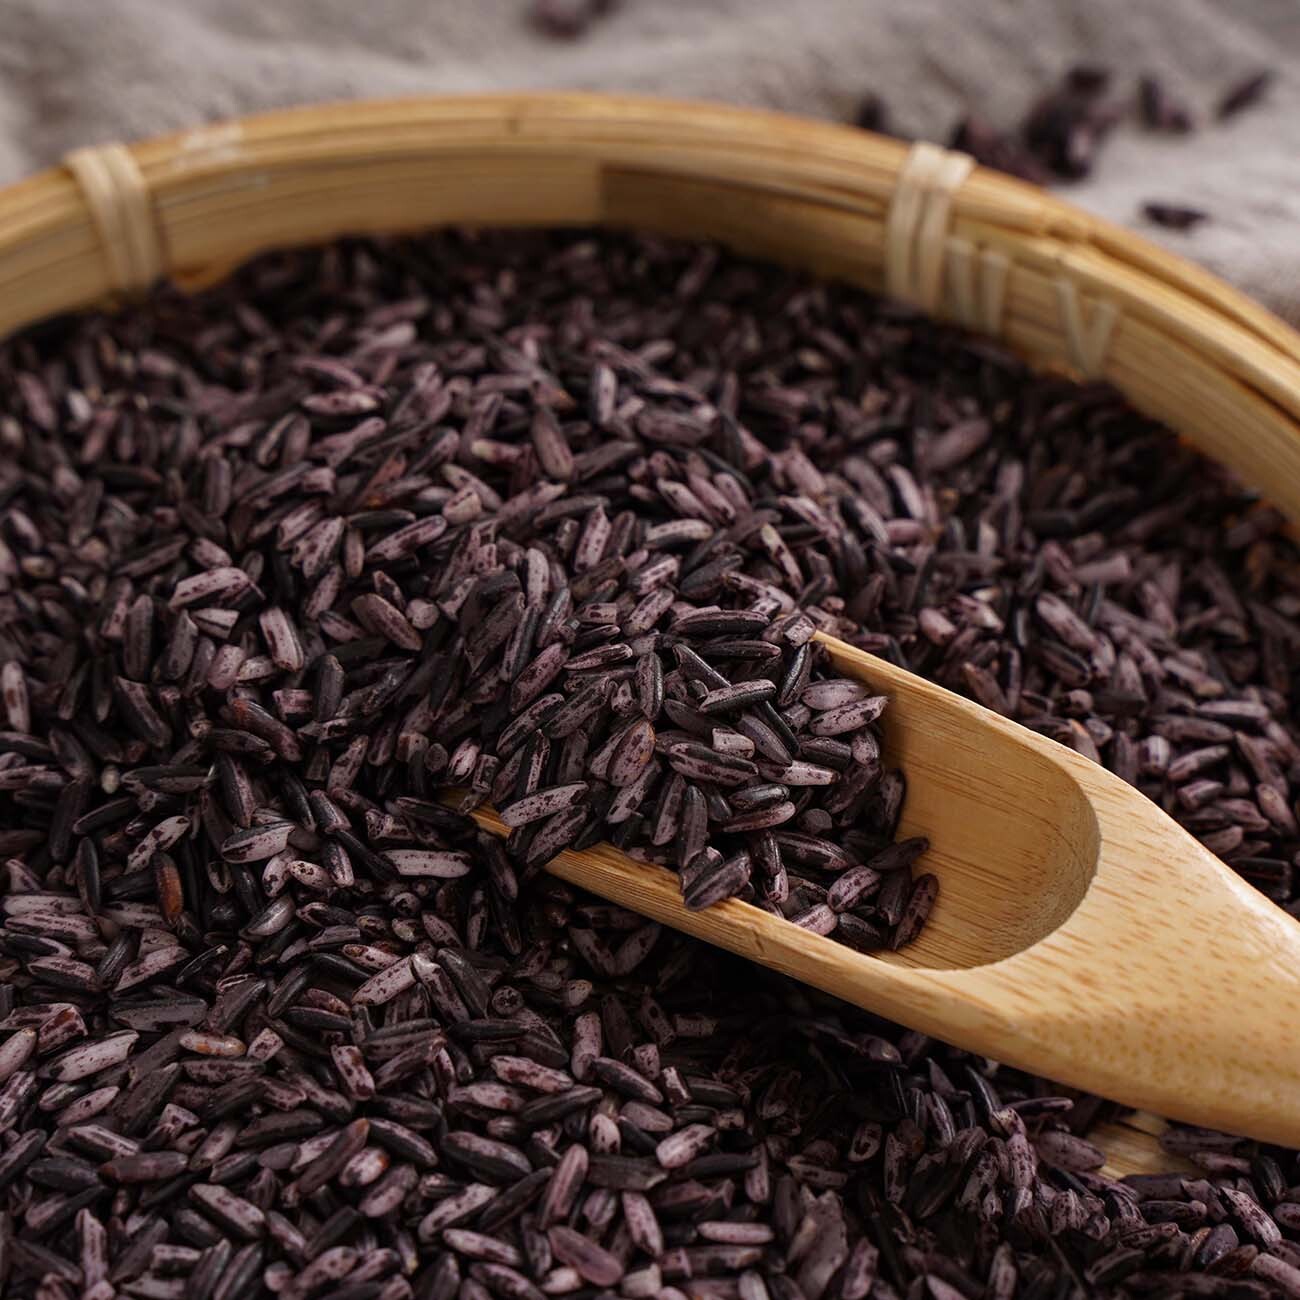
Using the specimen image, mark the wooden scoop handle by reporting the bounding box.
[461,630,1300,1145]
[472,794,1300,1145]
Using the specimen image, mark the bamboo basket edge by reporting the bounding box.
[0,96,1295,499]
[104,91,1300,371]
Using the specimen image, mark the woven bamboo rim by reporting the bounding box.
[14,93,1300,1174]
[4,94,1296,524]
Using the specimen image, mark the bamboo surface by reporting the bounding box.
[9,92,1300,1176]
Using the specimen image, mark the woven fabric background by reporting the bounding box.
[1,0,1296,318]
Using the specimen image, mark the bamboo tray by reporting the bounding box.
[13,93,1300,1177]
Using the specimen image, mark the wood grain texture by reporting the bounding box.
[0,91,1295,1173]
[1092,1116,1192,1180]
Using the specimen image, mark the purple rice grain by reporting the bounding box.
[1217,70,1274,120]
[1138,75,1194,133]
[1142,202,1210,231]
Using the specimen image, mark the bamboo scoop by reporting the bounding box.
[464,632,1300,1148]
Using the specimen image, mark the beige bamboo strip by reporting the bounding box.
[63,144,165,297]
[1093,1117,1192,1180]
[1053,279,1120,378]
[885,142,974,312]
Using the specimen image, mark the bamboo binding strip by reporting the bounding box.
[63,143,165,297]
[1054,278,1121,378]
[883,140,1118,375]
[884,141,1012,338]
[5,93,1300,1175]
